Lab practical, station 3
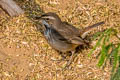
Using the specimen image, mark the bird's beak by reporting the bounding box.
[34,16,50,27]
[34,16,46,24]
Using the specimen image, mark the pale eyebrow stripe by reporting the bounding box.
[42,16,56,20]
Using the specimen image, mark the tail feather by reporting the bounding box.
[81,21,105,38]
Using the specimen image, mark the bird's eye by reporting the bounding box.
[46,18,49,20]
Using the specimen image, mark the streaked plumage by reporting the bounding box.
[36,12,104,67]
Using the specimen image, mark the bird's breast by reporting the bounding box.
[44,29,77,52]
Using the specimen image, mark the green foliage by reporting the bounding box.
[89,28,120,80]
[111,66,120,80]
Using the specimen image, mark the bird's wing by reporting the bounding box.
[69,36,86,45]
[58,22,86,45]
[56,22,80,39]
[50,27,71,43]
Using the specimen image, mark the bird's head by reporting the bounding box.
[36,12,62,27]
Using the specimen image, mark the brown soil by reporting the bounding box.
[0,0,120,80]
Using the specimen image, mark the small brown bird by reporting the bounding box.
[36,12,104,67]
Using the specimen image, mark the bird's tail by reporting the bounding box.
[80,21,105,38]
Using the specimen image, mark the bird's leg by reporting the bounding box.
[56,52,68,61]
[59,52,67,59]
[51,52,68,61]
[65,51,75,68]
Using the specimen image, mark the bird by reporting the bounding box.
[35,12,104,67]
[40,20,79,52]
